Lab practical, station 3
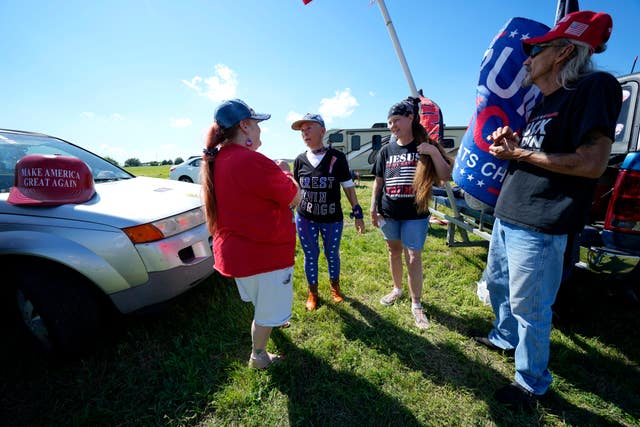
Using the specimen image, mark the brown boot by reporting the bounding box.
[329,278,343,303]
[306,284,319,311]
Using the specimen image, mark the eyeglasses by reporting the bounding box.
[528,43,563,58]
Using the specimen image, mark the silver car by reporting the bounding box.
[0,129,214,354]
[169,156,202,183]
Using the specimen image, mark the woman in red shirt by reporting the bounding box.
[201,99,300,369]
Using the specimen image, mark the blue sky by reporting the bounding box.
[1,0,637,165]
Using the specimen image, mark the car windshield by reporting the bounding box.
[0,130,133,193]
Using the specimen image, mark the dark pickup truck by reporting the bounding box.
[431,72,640,288]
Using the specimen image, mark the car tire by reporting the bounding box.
[11,264,103,356]
[179,176,193,183]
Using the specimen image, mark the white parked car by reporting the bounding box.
[0,129,214,354]
[170,156,202,183]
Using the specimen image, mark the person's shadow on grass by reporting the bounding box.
[426,262,640,424]
[287,297,617,426]
[268,331,424,426]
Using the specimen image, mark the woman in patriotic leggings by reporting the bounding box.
[292,113,365,310]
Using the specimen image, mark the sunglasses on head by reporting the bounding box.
[529,43,564,58]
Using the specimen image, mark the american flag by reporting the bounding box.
[565,21,588,37]
[385,166,414,187]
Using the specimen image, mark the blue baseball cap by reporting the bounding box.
[291,113,325,130]
[214,99,271,128]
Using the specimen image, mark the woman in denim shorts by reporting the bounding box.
[370,97,452,329]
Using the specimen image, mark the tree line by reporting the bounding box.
[103,157,186,167]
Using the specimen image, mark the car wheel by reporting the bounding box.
[179,176,193,183]
[13,266,103,355]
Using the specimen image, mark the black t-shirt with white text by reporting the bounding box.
[294,148,352,223]
[495,72,622,234]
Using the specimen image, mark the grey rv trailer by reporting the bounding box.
[324,123,466,174]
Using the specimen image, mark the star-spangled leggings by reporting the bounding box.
[295,214,343,287]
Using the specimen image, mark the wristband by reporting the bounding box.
[349,204,364,220]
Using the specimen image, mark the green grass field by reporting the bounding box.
[2,166,639,426]
[124,164,172,179]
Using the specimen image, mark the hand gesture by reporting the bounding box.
[487,127,521,160]
[275,159,291,172]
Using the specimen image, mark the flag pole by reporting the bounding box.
[554,0,580,24]
[375,0,419,97]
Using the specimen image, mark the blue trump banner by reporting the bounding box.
[452,18,549,207]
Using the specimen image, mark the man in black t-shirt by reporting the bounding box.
[292,113,365,311]
[473,11,622,409]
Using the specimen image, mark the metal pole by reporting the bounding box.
[376,0,419,97]
[554,0,579,24]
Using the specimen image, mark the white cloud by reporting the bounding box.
[111,113,124,120]
[170,117,193,128]
[80,112,95,119]
[369,91,376,97]
[182,76,203,91]
[286,111,304,124]
[286,89,359,127]
[318,88,359,124]
[182,64,238,102]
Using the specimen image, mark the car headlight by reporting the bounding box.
[122,207,206,243]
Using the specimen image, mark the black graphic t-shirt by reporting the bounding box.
[294,148,352,223]
[495,72,622,234]
[373,140,428,220]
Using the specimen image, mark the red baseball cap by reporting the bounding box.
[523,10,612,54]
[7,154,96,206]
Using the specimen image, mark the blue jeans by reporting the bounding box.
[485,218,567,395]
[295,214,343,286]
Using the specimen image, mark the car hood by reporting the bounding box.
[1,177,204,228]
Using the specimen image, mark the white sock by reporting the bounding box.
[392,287,403,296]
[412,302,422,310]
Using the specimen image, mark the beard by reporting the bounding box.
[520,68,533,87]
[521,71,534,88]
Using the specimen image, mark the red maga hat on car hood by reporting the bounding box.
[8,154,96,206]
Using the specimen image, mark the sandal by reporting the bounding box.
[412,307,431,330]
[380,289,402,306]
